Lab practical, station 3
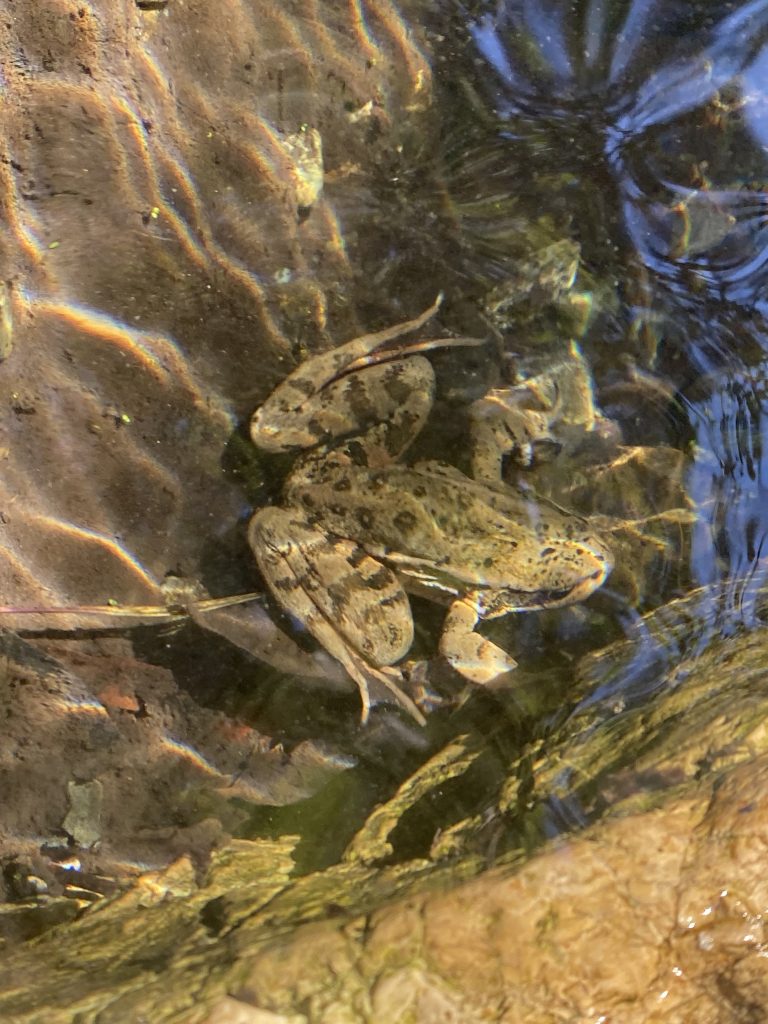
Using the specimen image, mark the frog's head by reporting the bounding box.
[532,532,613,608]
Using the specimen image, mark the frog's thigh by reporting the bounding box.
[249,507,413,668]
[325,356,435,461]
[440,593,518,685]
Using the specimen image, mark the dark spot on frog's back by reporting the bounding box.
[288,376,315,397]
[383,364,411,404]
[327,535,351,551]
[332,476,352,492]
[366,567,393,591]
[346,546,368,569]
[356,507,374,530]
[393,510,417,534]
[346,440,370,467]
[307,417,329,441]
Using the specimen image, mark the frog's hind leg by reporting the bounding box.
[440,592,518,686]
[314,355,437,468]
[252,296,442,453]
[250,507,424,724]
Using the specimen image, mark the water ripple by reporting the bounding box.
[454,0,768,680]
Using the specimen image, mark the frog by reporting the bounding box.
[249,297,613,723]
[479,235,601,346]
[483,238,581,330]
[468,339,607,477]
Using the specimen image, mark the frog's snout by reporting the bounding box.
[530,535,613,608]
[573,537,613,596]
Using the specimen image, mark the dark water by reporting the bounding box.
[462,0,768,577]
[432,8,768,630]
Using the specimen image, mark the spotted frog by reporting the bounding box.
[250,298,612,722]
[483,238,581,329]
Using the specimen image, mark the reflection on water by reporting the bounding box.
[445,0,768,718]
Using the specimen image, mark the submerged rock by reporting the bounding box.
[0,608,767,1020]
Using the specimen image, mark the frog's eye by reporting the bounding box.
[528,437,562,464]
[537,585,577,604]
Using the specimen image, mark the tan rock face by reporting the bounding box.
[230,754,768,1024]
[0,0,433,611]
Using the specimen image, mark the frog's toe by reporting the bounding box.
[441,596,518,685]
[441,633,518,685]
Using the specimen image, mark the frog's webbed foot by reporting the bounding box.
[440,594,518,686]
[249,507,425,724]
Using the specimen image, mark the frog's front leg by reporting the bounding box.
[469,341,598,481]
[470,389,561,480]
[249,507,425,723]
[439,592,519,685]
